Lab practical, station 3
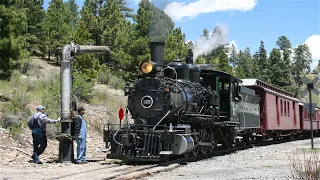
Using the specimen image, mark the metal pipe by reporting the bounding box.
[59,44,73,163]
[59,43,110,163]
[75,45,110,54]
[61,44,110,122]
[61,45,72,121]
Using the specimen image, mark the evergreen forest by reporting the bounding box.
[0,0,318,111]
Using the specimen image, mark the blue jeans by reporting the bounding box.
[32,130,47,163]
[76,137,86,162]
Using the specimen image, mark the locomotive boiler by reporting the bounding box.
[103,42,261,161]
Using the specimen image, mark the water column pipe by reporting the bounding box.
[59,42,110,163]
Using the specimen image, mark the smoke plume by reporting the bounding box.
[193,25,228,62]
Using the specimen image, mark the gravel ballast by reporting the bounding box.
[143,138,320,180]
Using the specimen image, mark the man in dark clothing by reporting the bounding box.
[74,106,88,164]
[27,105,60,164]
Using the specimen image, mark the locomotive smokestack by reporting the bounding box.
[186,49,193,64]
[150,42,165,65]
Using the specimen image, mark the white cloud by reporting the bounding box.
[164,0,257,22]
[305,35,320,70]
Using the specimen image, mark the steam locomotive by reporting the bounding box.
[103,42,261,161]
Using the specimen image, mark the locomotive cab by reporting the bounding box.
[199,67,242,121]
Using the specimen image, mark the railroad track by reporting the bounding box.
[47,160,180,180]
[47,137,313,180]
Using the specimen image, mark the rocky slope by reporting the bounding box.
[0,57,128,166]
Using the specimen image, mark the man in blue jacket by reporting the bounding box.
[28,105,60,164]
[74,106,88,164]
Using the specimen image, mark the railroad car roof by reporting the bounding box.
[241,79,301,102]
[299,102,320,111]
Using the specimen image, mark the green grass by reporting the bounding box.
[264,165,273,168]
[88,89,127,133]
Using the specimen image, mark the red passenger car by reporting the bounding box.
[299,104,320,136]
[241,79,301,138]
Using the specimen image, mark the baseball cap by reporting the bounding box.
[36,105,45,111]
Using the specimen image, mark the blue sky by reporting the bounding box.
[43,0,320,68]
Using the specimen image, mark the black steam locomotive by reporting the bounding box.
[103,42,261,161]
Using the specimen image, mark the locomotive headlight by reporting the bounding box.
[139,60,153,74]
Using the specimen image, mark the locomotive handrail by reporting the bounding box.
[152,110,171,130]
[160,66,178,107]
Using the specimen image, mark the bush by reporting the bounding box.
[289,148,320,180]
[72,71,94,102]
[41,73,61,120]
[18,58,37,75]
[109,76,125,90]
[97,64,125,90]
[5,70,32,115]
[8,122,23,140]
[97,64,112,85]
[2,113,26,140]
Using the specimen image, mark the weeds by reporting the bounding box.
[98,64,125,90]
[289,148,320,180]
[8,123,23,140]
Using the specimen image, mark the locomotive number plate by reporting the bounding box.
[141,95,153,109]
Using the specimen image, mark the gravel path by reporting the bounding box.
[143,138,320,180]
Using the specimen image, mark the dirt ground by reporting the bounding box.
[0,126,110,180]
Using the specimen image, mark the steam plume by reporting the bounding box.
[193,25,228,61]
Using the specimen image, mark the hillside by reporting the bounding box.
[0,57,127,165]
[300,74,320,106]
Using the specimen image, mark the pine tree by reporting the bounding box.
[148,3,174,42]
[250,52,260,78]
[292,44,313,97]
[73,20,99,80]
[164,28,188,63]
[202,29,210,39]
[19,0,46,56]
[43,0,73,60]
[229,44,238,67]
[100,0,133,79]
[80,0,101,45]
[276,36,293,92]
[216,47,232,74]
[257,41,270,82]
[0,0,28,79]
[235,48,251,78]
[119,0,135,19]
[134,0,152,38]
[67,0,79,29]
[268,48,283,87]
